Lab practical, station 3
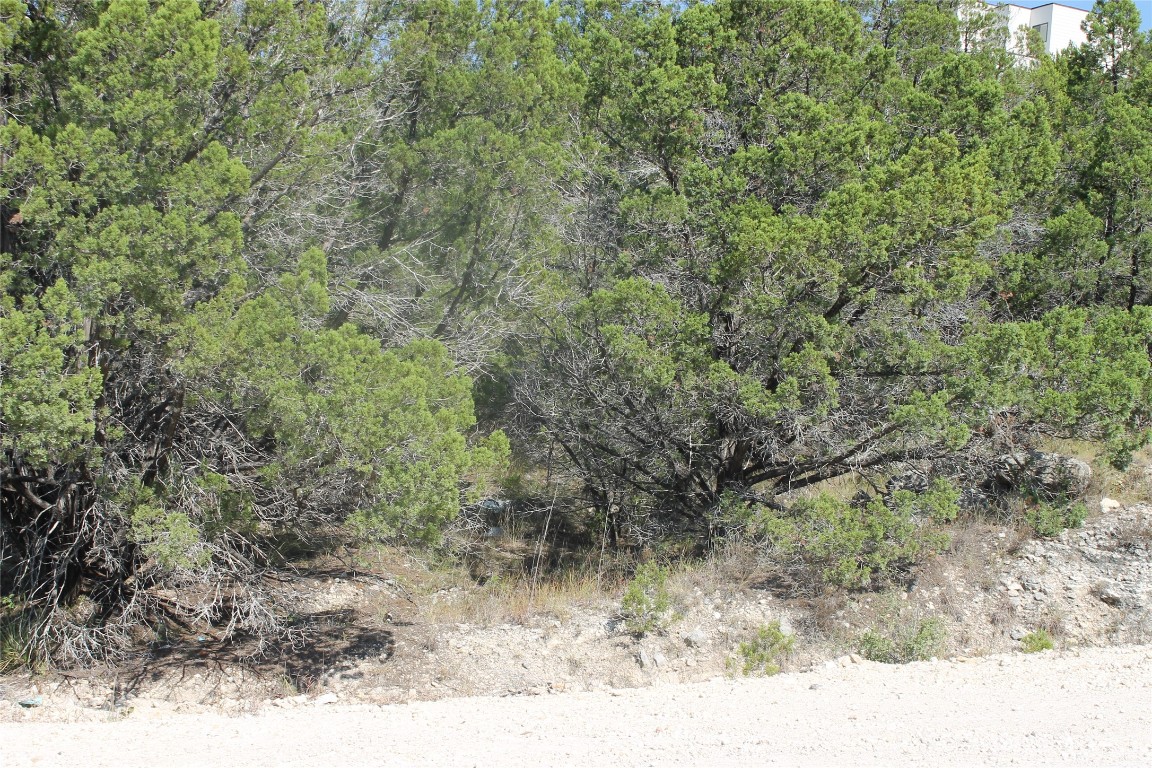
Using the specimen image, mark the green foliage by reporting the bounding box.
[858,617,947,664]
[752,493,949,589]
[1025,501,1088,538]
[0,598,34,673]
[5,0,1152,665]
[1021,629,1055,653]
[128,506,211,572]
[514,0,1152,555]
[857,631,898,664]
[115,482,211,573]
[184,251,505,544]
[357,0,583,362]
[0,619,33,673]
[0,282,101,465]
[888,479,962,524]
[525,0,1056,539]
[971,308,1152,467]
[621,562,673,636]
[0,0,509,661]
[732,621,795,677]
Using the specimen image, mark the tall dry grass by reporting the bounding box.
[419,567,616,627]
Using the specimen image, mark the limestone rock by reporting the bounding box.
[994,451,1091,498]
[683,628,708,648]
[1095,582,1125,607]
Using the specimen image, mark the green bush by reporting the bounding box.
[1021,629,1054,653]
[858,616,946,663]
[621,562,673,636]
[733,621,795,676]
[1026,501,1087,538]
[0,599,35,673]
[753,493,949,589]
[857,629,899,664]
[888,478,962,524]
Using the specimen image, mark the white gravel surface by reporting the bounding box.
[3,645,1150,767]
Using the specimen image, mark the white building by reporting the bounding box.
[986,2,1090,56]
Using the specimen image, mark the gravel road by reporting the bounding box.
[4,645,1150,767]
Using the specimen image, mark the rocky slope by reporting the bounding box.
[2,502,1150,721]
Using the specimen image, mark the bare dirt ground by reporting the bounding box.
[3,644,1151,767]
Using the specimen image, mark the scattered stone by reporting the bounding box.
[887,471,930,495]
[638,649,654,669]
[684,629,708,648]
[654,652,667,668]
[1000,576,1023,592]
[1096,583,1125,607]
[994,451,1092,498]
[315,693,339,705]
[1100,498,1122,514]
[1010,628,1027,641]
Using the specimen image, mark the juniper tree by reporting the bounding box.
[514,0,1151,545]
[0,0,505,663]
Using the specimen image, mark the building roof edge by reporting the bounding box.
[988,2,1090,15]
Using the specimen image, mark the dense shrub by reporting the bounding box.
[732,621,795,676]
[6,0,1152,668]
[1025,502,1088,538]
[751,493,949,589]
[621,563,674,636]
[858,617,947,664]
[1021,629,1055,653]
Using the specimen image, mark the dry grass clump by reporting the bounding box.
[419,567,610,627]
[907,514,999,622]
[674,539,765,594]
[850,593,951,662]
[989,594,1018,633]
[796,592,851,640]
[1110,510,1152,552]
[1113,465,1152,505]
[1033,607,1067,640]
